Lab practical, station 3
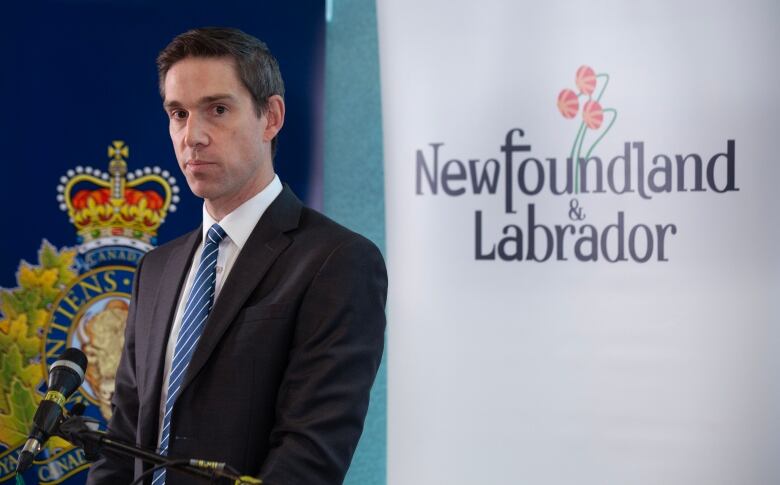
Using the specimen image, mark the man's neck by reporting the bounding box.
[205,173,274,221]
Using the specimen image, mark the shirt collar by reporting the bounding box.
[201,174,283,250]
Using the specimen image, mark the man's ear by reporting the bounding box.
[263,95,285,142]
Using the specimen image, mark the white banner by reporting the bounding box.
[378,1,780,484]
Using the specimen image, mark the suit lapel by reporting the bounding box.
[138,227,201,443]
[180,185,302,394]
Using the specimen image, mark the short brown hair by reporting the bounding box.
[157,27,285,157]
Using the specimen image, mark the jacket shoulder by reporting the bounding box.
[295,206,381,257]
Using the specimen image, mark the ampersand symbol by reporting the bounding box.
[569,198,586,221]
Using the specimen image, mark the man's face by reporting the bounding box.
[163,56,272,213]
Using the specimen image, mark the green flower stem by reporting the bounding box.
[595,73,609,103]
[584,108,618,160]
[574,119,590,194]
[571,121,586,194]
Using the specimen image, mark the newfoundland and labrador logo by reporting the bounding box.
[0,142,179,484]
[415,65,738,263]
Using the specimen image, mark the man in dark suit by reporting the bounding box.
[86,27,387,485]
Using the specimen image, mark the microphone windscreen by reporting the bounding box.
[58,348,88,372]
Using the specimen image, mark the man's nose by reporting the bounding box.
[184,115,209,147]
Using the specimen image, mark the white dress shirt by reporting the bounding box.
[158,174,283,440]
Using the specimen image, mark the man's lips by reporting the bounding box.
[185,159,215,167]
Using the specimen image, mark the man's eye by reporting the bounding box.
[172,110,187,120]
[214,105,227,115]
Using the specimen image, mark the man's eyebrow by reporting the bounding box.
[200,94,237,104]
[163,94,237,111]
[163,100,183,111]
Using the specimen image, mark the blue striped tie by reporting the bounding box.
[152,223,226,485]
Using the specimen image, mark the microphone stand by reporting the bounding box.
[55,415,262,484]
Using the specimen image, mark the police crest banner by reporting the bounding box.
[0,143,177,483]
[378,1,780,484]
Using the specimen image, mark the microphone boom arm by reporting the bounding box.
[55,415,262,484]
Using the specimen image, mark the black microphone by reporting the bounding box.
[16,348,87,473]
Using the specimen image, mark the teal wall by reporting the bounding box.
[323,1,386,484]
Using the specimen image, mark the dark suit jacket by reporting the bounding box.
[86,186,388,485]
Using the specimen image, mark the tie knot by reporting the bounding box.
[206,223,227,247]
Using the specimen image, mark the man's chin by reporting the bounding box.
[184,178,218,200]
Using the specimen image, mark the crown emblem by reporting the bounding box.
[56,141,180,251]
